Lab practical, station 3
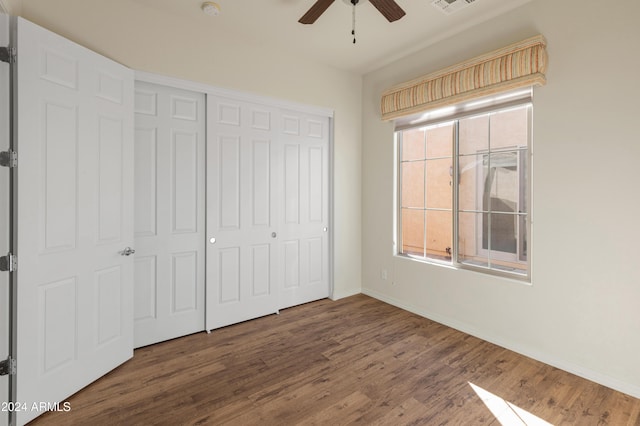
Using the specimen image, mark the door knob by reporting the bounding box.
[271,232,277,238]
[120,247,136,256]
[209,237,216,244]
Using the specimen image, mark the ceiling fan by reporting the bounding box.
[298,0,406,25]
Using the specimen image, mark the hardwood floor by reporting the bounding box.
[30,295,640,425]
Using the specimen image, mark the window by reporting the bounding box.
[397,98,531,279]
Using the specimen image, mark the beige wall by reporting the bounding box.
[18,0,363,299]
[362,0,640,397]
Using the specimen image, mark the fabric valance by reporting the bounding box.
[380,35,547,121]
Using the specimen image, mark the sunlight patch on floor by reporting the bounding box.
[469,382,554,426]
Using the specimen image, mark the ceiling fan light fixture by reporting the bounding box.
[201,1,221,16]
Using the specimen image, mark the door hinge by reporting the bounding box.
[0,357,16,376]
[0,150,17,168]
[0,46,16,64]
[0,253,16,272]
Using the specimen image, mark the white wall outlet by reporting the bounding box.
[380,269,388,280]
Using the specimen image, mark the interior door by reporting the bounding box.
[133,81,205,347]
[278,110,330,308]
[0,13,10,426]
[16,17,134,425]
[206,96,279,330]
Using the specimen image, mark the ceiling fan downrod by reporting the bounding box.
[351,0,357,43]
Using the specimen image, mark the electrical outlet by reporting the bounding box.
[380,269,388,280]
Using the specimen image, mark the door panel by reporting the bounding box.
[206,97,279,330]
[278,111,330,309]
[133,81,205,348]
[16,17,134,425]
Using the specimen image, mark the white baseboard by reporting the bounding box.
[362,287,640,399]
[330,288,361,301]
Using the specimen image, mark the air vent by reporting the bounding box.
[431,0,477,14]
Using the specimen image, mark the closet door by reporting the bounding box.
[278,111,330,308]
[133,81,205,347]
[206,97,279,330]
[16,18,134,425]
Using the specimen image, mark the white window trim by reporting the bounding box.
[394,89,533,282]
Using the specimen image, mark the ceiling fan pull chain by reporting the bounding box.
[352,2,356,44]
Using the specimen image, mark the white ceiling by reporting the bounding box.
[127,0,532,74]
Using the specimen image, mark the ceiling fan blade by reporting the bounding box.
[298,0,336,24]
[369,0,406,22]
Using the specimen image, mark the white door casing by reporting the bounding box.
[16,17,134,425]
[0,12,10,426]
[133,81,205,348]
[206,96,280,330]
[278,110,330,309]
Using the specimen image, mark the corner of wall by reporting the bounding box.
[0,0,22,16]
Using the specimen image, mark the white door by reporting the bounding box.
[206,96,279,330]
[278,110,330,308]
[16,18,134,425]
[133,81,205,347]
[0,13,10,426]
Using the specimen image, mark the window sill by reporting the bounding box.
[394,253,532,285]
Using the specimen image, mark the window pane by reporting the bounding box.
[401,161,424,208]
[458,211,489,268]
[425,158,452,209]
[484,152,520,214]
[401,208,424,256]
[401,128,425,161]
[426,123,453,159]
[458,154,483,212]
[426,210,452,260]
[459,115,488,155]
[486,212,518,254]
[490,106,528,150]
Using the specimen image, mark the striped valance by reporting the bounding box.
[381,35,548,121]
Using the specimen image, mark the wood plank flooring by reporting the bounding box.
[30,294,640,425]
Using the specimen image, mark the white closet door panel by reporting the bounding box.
[134,128,157,237]
[283,144,300,224]
[283,240,300,289]
[252,140,272,226]
[219,136,241,229]
[278,111,330,309]
[133,81,205,348]
[172,131,198,233]
[133,255,157,321]
[97,116,124,243]
[95,266,123,346]
[206,97,279,330]
[218,246,241,303]
[171,251,198,313]
[41,101,77,251]
[16,18,134,425]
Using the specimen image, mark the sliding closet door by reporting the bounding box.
[133,81,205,347]
[16,18,134,425]
[278,111,330,308]
[206,96,279,330]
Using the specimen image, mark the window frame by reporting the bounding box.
[395,92,533,282]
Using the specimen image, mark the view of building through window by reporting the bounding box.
[398,104,530,278]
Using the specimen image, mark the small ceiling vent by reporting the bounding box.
[431,0,478,15]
